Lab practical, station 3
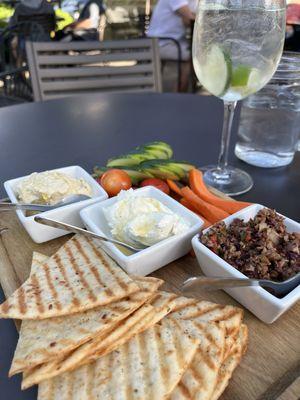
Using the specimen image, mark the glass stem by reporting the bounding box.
[217,101,237,170]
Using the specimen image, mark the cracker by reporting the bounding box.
[0,235,140,319]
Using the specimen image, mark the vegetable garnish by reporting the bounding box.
[140,178,170,195]
[181,186,230,224]
[100,169,131,197]
[189,169,251,214]
[93,142,196,185]
[93,144,252,226]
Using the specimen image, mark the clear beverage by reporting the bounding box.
[235,52,300,168]
[235,95,300,167]
[193,7,286,102]
[191,0,286,195]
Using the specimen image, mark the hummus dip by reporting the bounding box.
[17,171,92,205]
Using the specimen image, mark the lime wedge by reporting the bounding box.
[200,45,232,97]
[231,65,252,87]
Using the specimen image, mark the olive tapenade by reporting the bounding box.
[200,208,300,282]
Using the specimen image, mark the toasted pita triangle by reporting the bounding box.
[0,235,140,320]
[22,292,244,390]
[210,324,248,400]
[31,252,49,267]
[170,295,243,357]
[10,253,163,375]
[37,317,200,400]
[21,291,177,389]
[82,291,179,366]
[170,320,225,400]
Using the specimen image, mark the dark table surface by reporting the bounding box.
[0,92,299,399]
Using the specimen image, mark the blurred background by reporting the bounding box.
[0,0,299,106]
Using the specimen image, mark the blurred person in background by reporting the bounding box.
[9,0,55,66]
[61,0,79,15]
[10,0,55,25]
[147,0,197,91]
[58,0,105,41]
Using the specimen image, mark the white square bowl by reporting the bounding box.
[192,204,300,324]
[4,165,108,243]
[80,186,204,276]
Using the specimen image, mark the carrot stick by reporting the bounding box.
[169,192,182,202]
[189,169,252,214]
[180,198,201,215]
[180,198,212,229]
[166,179,183,196]
[181,186,229,224]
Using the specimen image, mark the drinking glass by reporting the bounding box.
[235,52,300,168]
[192,0,286,195]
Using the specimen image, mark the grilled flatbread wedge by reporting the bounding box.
[170,320,225,400]
[30,252,49,269]
[21,291,178,389]
[0,235,140,320]
[77,291,179,366]
[10,253,163,376]
[37,317,200,400]
[210,324,248,400]
[170,296,243,358]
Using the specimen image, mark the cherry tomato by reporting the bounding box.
[140,178,170,195]
[100,169,132,197]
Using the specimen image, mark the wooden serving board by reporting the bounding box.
[0,212,299,400]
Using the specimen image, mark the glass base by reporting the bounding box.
[235,144,294,168]
[201,165,253,196]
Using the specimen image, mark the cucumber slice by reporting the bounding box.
[145,148,170,159]
[134,141,173,159]
[140,160,182,176]
[107,141,173,167]
[141,167,179,181]
[140,159,194,171]
[140,160,195,180]
[107,156,140,167]
[168,161,195,173]
[144,142,173,159]
[201,45,232,97]
[120,169,153,185]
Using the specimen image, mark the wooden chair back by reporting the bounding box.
[26,39,162,101]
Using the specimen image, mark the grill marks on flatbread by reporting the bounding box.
[170,296,243,355]
[22,302,155,389]
[0,235,140,320]
[21,291,178,389]
[211,324,248,400]
[2,243,247,399]
[170,320,225,400]
[10,254,163,377]
[10,286,160,376]
[84,291,179,365]
[37,317,200,400]
[170,296,243,328]
[35,317,247,400]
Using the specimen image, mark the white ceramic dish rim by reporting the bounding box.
[4,165,107,222]
[192,204,300,306]
[80,186,204,261]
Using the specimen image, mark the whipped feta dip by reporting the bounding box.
[103,189,190,247]
[17,171,92,205]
